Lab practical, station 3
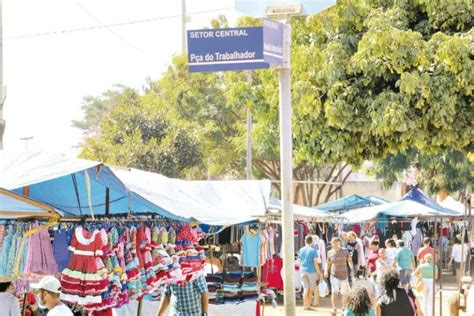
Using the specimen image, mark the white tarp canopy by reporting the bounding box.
[0,151,190,220]
[439,196,466,216]
[341,200,458,224]
[113,168,271,226]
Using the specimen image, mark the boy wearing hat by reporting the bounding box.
[30,276,73,316]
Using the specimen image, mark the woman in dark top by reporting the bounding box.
[375,269,422,316]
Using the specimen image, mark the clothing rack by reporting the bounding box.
[60,217,177,223]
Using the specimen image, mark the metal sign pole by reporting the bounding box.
[279,20,296,316]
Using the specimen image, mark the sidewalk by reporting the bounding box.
[263,272,469,315]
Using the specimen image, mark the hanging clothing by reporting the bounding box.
[274,225,282,254]
[60,226,108,308]
[261,255,283,291]
[24,224,58,276]
[411,228,423,256]
[293,223,305,252]
[53,229,72,272]
[240,229,261,267]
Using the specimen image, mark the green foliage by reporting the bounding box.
[75,0,473,196]
[370,149,474,194]
[72,85,131,135]
[79,86,202,178]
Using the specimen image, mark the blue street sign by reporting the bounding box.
[187,27,269,73]
[263,18,284,66]
[235,0,336,18]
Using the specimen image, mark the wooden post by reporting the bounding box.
[105,188,110,216]
[21,293,27,316]
[137,299,142,316]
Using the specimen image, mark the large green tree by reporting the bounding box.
[75,0,473,203]
[79,87,202,178]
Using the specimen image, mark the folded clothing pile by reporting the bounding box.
[206,273,224,304]
[241,272,258,301]
[206,271,259,304]
[223,272,242,303]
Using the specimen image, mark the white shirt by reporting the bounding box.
[313,237,326,272]
[375,258,391,283]
[451,243,470,263]
[385,247,397,265]
[0,292,20,316]
[356,238,365,266]
[48,303,73,316]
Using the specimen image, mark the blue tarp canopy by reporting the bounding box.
[269,198,332,218]
[0,188,62,219]
[314,194,383,214]
[400,187,458,215]
[364,195,390,205]
[113,168,271,226]
[0,151,182,220]
[341,188,460,223]
[0,151,272,225]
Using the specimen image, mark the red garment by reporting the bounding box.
[256,299,261,316]
[89,308,113,316]
[353,224,360,236]
[261,255,283,291]
[22,293,36,316]
[366,251,379,274]
[442,227,449,237]
[61,226,108,305]
[417,246,435,262]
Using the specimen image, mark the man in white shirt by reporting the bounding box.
[30,276,73,316]
[449,234,470,285]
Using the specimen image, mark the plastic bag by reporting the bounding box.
[319,280,329,297]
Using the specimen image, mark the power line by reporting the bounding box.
[73,1,145,53]
[4,7,234,40]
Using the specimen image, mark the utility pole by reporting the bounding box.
[279,20,296,315]
[20,136,33,151]
[246,71,253,180]
[0,0,6,150]
[181,0,186,54]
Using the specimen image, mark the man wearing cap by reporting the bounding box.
[30,276,73,316]
[325,236,354,315]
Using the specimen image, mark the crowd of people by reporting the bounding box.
[297,230,470,316]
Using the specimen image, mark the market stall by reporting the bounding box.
[0,187,63,315]
[0,151,274,315]
[340,187,469,316]
[314,194,388,214]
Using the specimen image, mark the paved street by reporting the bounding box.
[262,272,470,316]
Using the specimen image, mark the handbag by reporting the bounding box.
[415,277,424,292]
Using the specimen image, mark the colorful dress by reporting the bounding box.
[24,224,58,276]
[60,226,108,307]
